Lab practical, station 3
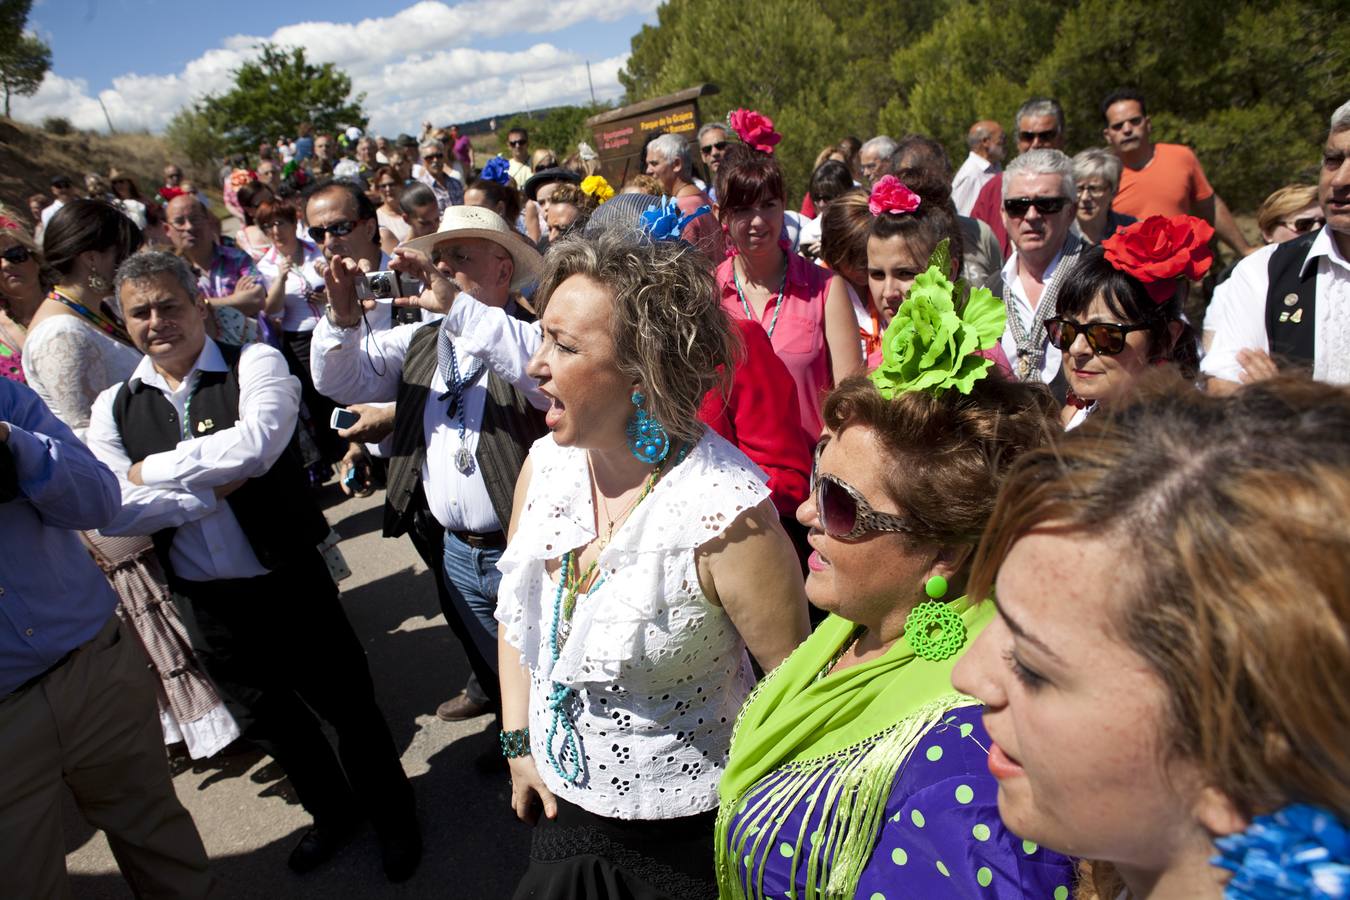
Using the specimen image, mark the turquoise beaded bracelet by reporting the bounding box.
[499,727,531,759]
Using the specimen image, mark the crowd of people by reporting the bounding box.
[0,87,1347,900]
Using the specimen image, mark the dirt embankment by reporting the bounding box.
[0,118,179,226]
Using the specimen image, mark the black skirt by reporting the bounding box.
[512,797,718,900]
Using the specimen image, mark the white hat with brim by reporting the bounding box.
[400,205,543,290]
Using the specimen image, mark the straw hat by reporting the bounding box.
[401,205,543,290]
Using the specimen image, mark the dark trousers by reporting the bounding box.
[281,329,343,465]
[171,550,414,830]
[407,508,502,708]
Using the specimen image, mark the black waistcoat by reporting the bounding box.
[111,341,329,578]
[1264,231,1318,371]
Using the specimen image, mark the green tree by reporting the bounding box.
[0,0,52,118]
[495,103,612,163]
[164,103,229,172]
[199,44,366,154]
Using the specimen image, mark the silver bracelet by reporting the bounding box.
[326,305,362,330]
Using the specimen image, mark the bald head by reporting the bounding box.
[968,120,1006,164]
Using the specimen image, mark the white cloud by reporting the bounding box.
[10,0,655,134]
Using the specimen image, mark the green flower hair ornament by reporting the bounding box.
[868,239,1007,398]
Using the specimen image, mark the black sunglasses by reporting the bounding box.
[1284,215,1325,234]
[1,246,32,264]
[701,140,729,155]
[508,139,528,147]
[1108,115,1145,132]
[307,219,362,242]
[422,152,444,160]
[1003,196,1070,218]
[1045,317,1152,356]
[1018,127,1059,143]
[811,442,912,540]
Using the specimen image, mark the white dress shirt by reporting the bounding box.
[999,247,1067,385]
[86,339,302,582]
[1202,226,1350,385]
[309,293,546,532]
[951,151,1000,216]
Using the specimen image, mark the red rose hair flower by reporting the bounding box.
[728,109,781,155]
[0,216,21,230]
[1102,214,1215,303]
[868,175,921,217]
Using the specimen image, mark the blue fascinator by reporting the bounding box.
[639,196,710,242]
[1213,804,1350,898]
[480,156,511,186]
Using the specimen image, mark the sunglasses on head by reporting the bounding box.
[1,246,32,265]
[1018,127,1059,143]
[307,219,362,242]
[1045,316,1152,355]
[701,140,729,155]
[1108,115,1145,132]
[811,442,912,540]
[1003,196,1070,218]
[1283,215,1325,234]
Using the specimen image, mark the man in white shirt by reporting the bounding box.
[859,135,898,188]
[312,206,546,723]
[1202,100,1350,391]
[998,149,1087,399]
[951,120,1005,215]
[37,174,78,237]
[86,251,420,882]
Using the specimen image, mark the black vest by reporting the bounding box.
[383,311,547,539]
[111,341,329,578]
[1264,231,1317,372]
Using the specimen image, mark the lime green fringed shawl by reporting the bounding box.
[715,598,994,899]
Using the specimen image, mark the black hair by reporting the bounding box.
[508,126,529,140]
[398,182,437,215]
[303,179,377,223]
[1056,246,1198,377]
[41,199,143,287]
[809,160,855,207]
[1101,88,1147,123]
[467,177,522,226]
[715,143,785,218]
[235,181,275,225]
[894,134,953,181]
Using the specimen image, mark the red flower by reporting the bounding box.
[1102,214,1215,303]
[728,108,781,155]
[868,175,921,217]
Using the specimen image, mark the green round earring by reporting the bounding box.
[905,575,966,662]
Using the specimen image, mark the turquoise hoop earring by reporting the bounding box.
[626,391,670,464]
[904,574,966,662]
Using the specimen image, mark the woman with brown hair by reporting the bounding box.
[819,189,880,365]
[953,374,1350,899]
[0,217,43,382]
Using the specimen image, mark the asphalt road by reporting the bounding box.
[63,485,532,899]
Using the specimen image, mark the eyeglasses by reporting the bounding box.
[1108,115,1145,132]
[701,140,729,155]
[1045,317,1152,356]
[811,443,912,540]
[422,152,444,161]
[1075,183,1109,198]
[1282,215,1325,234]
[260,219,292,232]
[1018,128,1059,143]
[1003,196,1070,217]
[307,219,362,242]
[1,246,32,264]
[508,139,528,147]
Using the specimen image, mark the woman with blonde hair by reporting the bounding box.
[1255,184,1322,244]
[954,374,1350,899]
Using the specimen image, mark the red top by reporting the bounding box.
[699,318,813,516]
[970,173,1009,258]
[717,252,833,439]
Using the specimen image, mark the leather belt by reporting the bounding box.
[449,529,507,550]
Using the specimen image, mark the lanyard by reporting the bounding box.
[48,289,134,346]
[733,258,789,340]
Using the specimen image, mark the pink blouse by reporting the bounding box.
[717,252,832,440]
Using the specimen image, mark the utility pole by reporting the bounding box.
[586,61,596,105]
[520,77,532,119]
[98,95,116,134]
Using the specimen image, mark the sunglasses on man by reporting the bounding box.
[1,246,33,265]
[1018,127,1059,143]
[422,152,444,161]
[1045,317,1152,356]
[810,442,912,540]
[508,139,528,147]
[308,219,363,242]
[701,141,729,155]
[1002,196,1070,218]
[1282,215,1325,234]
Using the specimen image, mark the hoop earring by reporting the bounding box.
[904,574,966,662]
[626,391,669,464]
[87,272,111,293]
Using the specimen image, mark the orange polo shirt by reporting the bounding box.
[1111,142,1214,219]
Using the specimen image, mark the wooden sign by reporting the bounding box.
[586,84,719,187]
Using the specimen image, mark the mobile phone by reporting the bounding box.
[330,408,360,431]
[342,464,361,489]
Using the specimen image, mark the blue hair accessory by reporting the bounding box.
[639,196,710,242]
[1212,804,1350,898]
[480,156,511,186]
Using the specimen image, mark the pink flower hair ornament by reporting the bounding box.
[868,175,921,217]
[728,108,781,155]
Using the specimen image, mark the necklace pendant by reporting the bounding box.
[455,447,476,474]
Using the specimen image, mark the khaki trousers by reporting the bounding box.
[0,615,212,899]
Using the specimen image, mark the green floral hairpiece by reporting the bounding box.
[868,239,1007,398]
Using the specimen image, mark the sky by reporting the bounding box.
[12,0,661,136]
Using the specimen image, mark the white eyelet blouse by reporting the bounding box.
[496,430,770,820]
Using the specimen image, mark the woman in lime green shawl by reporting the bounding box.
[715,241,1076,899]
